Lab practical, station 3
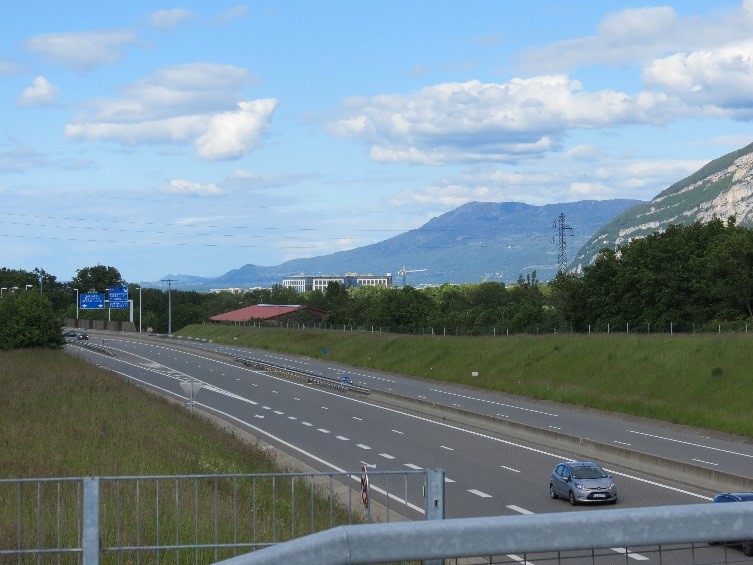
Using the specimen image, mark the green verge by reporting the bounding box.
[179,325,753,438]
[0,349,363,562]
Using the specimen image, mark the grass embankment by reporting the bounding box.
[180,325,753,438]
[0,349,360,561]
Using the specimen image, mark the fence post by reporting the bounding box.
[82,477,100,565]
[424,468,445,565]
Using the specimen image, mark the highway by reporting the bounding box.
[65,332,753,563]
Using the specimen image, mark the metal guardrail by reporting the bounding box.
[233,356,371,395]
[215,501,753,565]
[67,339,116,357]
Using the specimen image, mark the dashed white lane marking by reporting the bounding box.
[610,548,649,561]
[274,410,284,415]
[287,416,297,420]
[352,416,362,421]
[405,463,422,470]
[468,489,492,498]
[336,436,349,441]
[262,406,270,410]
[430,388,559,417]
[379,453,395,459]
[614,440,631,446]
[302,422,312,427]
[629,430,753,459]
[317,429,330,434]
[445,477,455,483]
[507,505,534,515]
[356,444,371,450]
[501,465,520,473]
[392,430,403,434]
[693,458,718,466]
[254,415,264,419]
[440,445,453,451]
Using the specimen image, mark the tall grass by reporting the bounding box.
[180,325,753,437]
[0,349,363,562]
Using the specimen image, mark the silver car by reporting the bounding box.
[550,461,617,505]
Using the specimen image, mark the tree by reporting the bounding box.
[71,265,124,293]
[0,291,63,350]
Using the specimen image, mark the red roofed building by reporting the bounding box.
[210,304,327,326]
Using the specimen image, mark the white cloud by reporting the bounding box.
[17,76,59,107]
[0,59,22,76]
[0,144,46,173]
[195,99,277,160]
[64,63,274,159]
[24,30,138,71]
[162,179,226,196]
[328,77,680,165]
[150,9,194,31]
[212,5,249,26]
[384,154,704,213]
[521,4,753,73]
[642,40,753,116]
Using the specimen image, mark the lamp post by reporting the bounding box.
[138,287,142,333]
[74,288,79,320]
[0,287,6,298]
[161,279,175,335]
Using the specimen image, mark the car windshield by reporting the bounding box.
[571,466,607,479]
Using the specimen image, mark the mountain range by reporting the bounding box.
[151,199,640,290]
[151,140,753,291]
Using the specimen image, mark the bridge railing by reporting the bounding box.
[0,469,431,564]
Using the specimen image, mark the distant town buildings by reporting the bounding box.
[282,273,393,293]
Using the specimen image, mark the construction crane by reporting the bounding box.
[397,267,427,287]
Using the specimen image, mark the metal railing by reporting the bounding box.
[233,355,371,394]
[216,502,753,565]
[0,469,432,564]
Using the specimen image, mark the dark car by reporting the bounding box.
[63,330,78,337]
[77,333,89,341]
[550,461,617,505]
[710,493,753,556]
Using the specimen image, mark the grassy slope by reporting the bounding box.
[179,325,753,437]
[0,349,282,478]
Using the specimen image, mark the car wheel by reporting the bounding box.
[742,539,753,557]
[569,491,577,506]
[550,484,558,499]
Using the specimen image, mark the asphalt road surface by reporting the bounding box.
[64,332,753,564]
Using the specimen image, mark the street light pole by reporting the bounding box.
[74,288,79,320]
[161,279,175,335]
[138,287,142,333]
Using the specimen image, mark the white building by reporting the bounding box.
[282,273,393,293]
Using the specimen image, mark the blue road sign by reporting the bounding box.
[108,287,129,309]
[80,293,105,309]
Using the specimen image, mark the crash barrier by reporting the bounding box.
[0,469,434,564]
[233,356,371,395]
[215,501,753,565]
[68,339,116,357]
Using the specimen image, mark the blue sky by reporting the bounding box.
[2,1,753,283]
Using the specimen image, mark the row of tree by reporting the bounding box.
[2,217,752,349]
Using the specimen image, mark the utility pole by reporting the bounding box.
[161,278,176,335]
[552,213,573,273]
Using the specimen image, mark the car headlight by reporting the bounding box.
[574,483,585,490]
[608,483,616,490]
